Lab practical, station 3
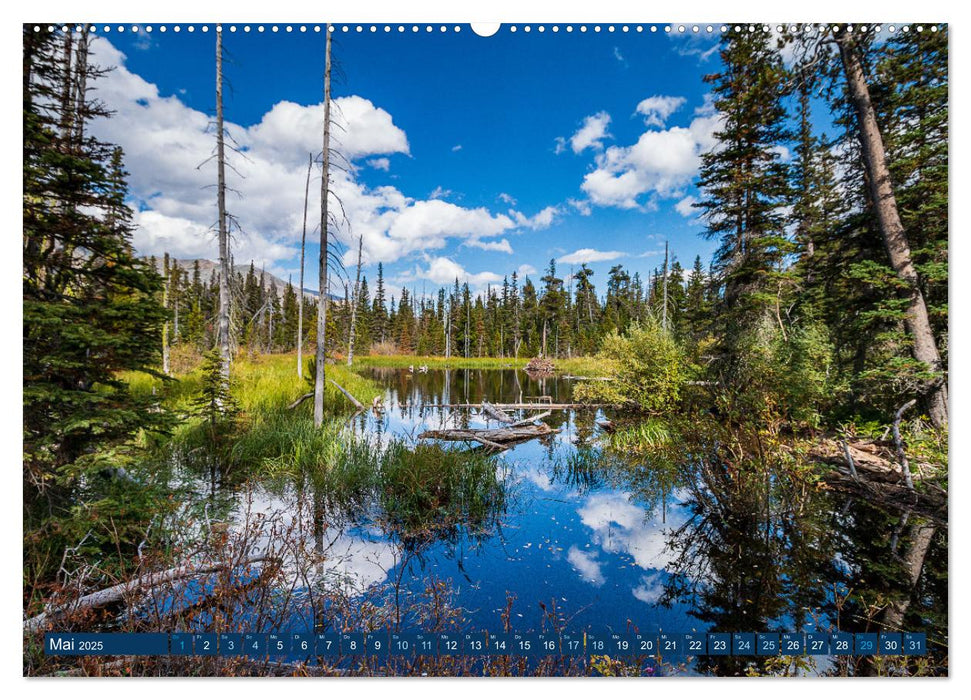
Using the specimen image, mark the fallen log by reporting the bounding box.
[24,555,276,633]
[328,379,365,411]
[419,423,556,451]
[482,401,514,424]
[287,380,366,412]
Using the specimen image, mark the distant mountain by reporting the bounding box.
[145,258,343,301]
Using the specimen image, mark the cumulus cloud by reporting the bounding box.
[451,144,462,152]
[569,111,612,154]
[511,205,558,230]
[558,248,625,265]
[578,96,723,210]
[516,263,537,277]
[466,238,514,254]
[498,192,517,205]
[86,37,550,277]
[635,95,686,127]
[404,256,503,288]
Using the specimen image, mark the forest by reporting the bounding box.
[23,24,947,677]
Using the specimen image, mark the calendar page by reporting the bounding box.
[22,14,949,681]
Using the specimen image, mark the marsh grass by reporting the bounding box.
[356,354,606,375]
[378,442,506,542]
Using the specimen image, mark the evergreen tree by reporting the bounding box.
[23,26,168,579]
[696,27,793,336]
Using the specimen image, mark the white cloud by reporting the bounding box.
[634,95,686,127]
[516,264,537,277]
[578,97,723,210]
[511,205,558,230]
[86,37,546,275]
[429,185,453,200]
[498,192,517,205]
[675,195,697,217]
[568,198,592,216]
[613,46,627,66]
[558,248,625,265]
[569,111,612,154]
[466,238,514,254]
[451,144,463,152]
[405,256,502,288]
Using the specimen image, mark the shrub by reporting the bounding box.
[573,321,685,413]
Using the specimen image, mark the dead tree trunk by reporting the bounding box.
[837,33,947,428]
[347,235,363,366]
[297,152,311,378]
[162,255,171,375]
[313,31,332,428]
[215,29,232,384]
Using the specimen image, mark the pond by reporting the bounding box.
[183,368,947,673]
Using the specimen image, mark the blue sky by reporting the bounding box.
[91,25,729,295]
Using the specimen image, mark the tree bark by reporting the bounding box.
[837,34,947,428]
[347,235,363,365]
[313,31,332,427]
[297,152,311,378]
[216,30,232,384]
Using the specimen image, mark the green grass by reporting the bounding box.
[355,354,607,375]
[123,352,383,416]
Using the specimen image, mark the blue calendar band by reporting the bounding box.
[44,631,927,657]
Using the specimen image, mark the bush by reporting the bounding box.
[574,321,685,413]
[720,315,838,428]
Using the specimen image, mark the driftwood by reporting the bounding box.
[24,555,275,633]
[562,375,614,382]
[419,423,555,451]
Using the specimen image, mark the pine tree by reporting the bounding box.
[696,27,793,339]
[23,26,168,563]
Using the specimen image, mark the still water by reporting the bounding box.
[200,368,945,671]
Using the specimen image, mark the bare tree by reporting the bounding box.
[215,29,232,384]
[162,254,171,375]
[297,152,312,378]
[347,235,363,366]
[313,31,333,428]
[836,31,947,428]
